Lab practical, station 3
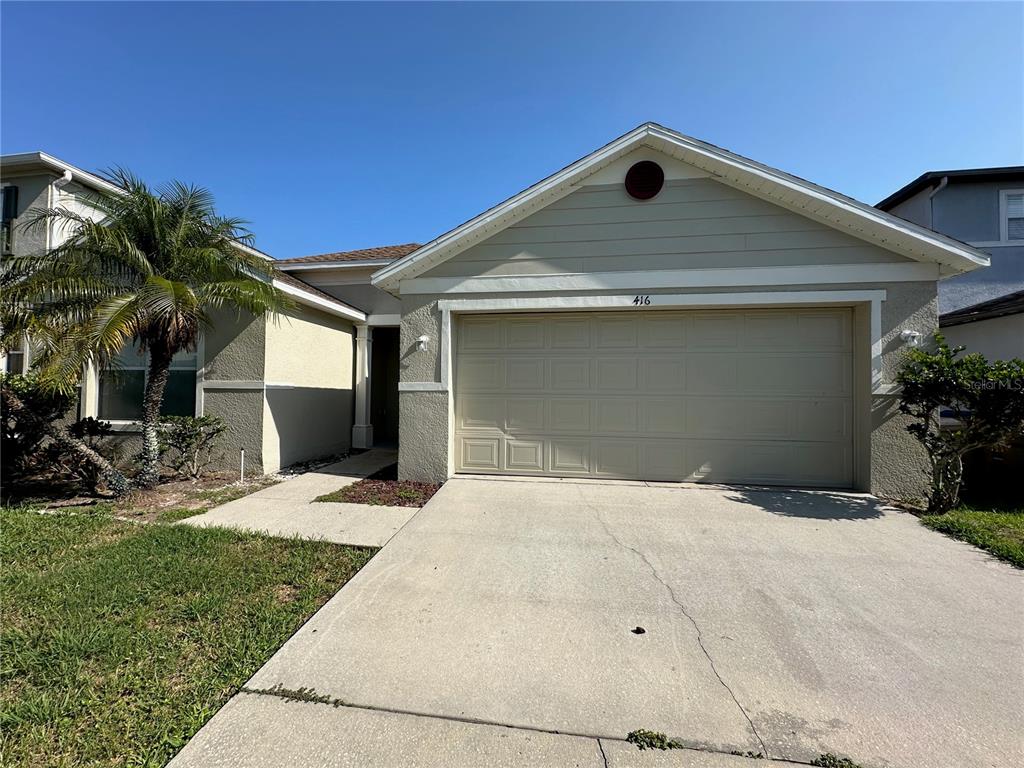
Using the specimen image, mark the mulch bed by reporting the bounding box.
[315,464,441,507]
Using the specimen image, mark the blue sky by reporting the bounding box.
[3,2,1022,259]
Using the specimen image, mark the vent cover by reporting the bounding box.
[624,161,665,200]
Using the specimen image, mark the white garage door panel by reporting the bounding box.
[454,309,854,487]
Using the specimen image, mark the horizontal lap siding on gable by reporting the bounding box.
[420,178,913,279]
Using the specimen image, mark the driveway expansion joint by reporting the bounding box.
[579,486,771,759]
[238,684,794,765]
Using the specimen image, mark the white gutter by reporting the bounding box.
[272,278,366,323]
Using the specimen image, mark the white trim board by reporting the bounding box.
[273,279,366,322]
[400,263,936,295]
[397,289,888,394]
[372,123,989,293]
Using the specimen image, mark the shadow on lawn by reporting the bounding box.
[724,487,889,521]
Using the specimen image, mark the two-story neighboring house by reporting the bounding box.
[877,167,1024,361]
[0,152,373,474]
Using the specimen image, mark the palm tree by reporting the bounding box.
[11,169,287,488]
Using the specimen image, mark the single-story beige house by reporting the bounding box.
[2,124,992,497]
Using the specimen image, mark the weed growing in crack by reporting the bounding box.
[625,729,684,751]
[730,750,765,759]
[811,754,866,768]
[243,684,348,708]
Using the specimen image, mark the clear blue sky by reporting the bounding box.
[3,2,1022,259]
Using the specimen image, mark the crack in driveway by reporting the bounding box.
[578,485,770,757]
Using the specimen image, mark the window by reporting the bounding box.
[2,339,27,374]
[1002,190,1024,242]
[1,185,18,254]
[98,345,197,421]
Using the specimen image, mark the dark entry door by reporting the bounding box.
[370,327,400,446]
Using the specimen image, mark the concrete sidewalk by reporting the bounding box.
[181,449,418,547]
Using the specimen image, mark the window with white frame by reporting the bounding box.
[98,345,197,421]
[2,338,28,374]
[1003,190,1024,242]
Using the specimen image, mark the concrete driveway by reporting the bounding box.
[172,477,1024,768]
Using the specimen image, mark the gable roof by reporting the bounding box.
[276,243,421,269]
[371,123,990,294]
[877,166,1024,211]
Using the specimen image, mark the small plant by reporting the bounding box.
[811,754,865,768]
[157,415,226,479]
[730,750,765,759]
[897,336,1024,513]
[625,729,684,751]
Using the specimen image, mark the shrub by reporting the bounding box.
[1,372,75,484]
[897,336,1024,513]
[157,415,226,479]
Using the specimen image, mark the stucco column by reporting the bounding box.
[352,324,373,448]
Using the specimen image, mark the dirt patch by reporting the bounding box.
[273,584,300,604]
[315,465,440,507]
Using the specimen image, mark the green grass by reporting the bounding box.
[0,506,376,767]
[921,506,1024,568]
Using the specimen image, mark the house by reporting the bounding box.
[1,152,367,474]
[2,124,993,498]
[877,167,1024,361]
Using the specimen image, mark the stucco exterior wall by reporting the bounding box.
[398,281,938,500]
[1,171,52,256]
[942,314,1024,362]
[261,305,354,471]
[201,310,268,474]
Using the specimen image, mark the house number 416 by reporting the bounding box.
[632,295,651,306]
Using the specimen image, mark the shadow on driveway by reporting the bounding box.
[723,487,889,520]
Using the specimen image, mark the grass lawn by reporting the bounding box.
[920,506,1024,568]
[0,506,376,767]
[314,463,441,507]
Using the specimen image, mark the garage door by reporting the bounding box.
[454,309,853,487]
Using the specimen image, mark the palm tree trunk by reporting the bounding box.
[1,386,132,497]
[138,344,174,488]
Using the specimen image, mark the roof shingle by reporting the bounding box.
[275,243,421,266]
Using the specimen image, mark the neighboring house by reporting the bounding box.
[1,152,366,474]
[1,124,996,498]
[877,167,1024,361]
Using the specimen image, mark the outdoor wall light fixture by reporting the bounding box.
[900,329,923,347]
[417,335,430,351]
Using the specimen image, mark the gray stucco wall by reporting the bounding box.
[201,310,269,474]
[2,171,53,257]
[398,281,938,501]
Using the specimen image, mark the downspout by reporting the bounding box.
[927,175,948,230]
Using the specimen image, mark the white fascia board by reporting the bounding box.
[278,259,393,271]
[272,279,366,322]
[1,151,123,196]
[372,123,989,293]
[1,151,275,261]
[401,262,938,295]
